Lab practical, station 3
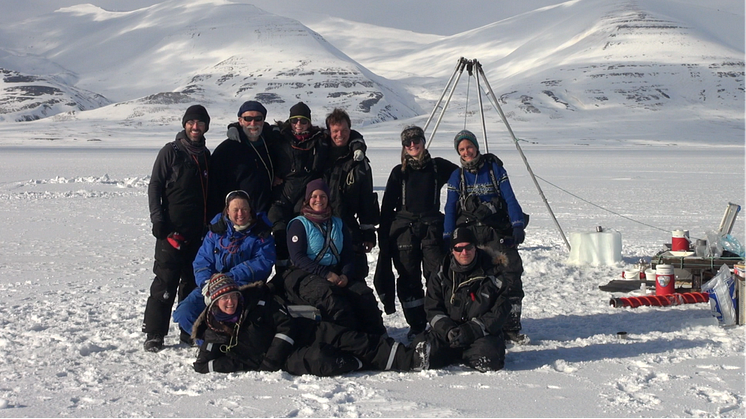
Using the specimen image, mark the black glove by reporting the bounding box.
[473,201,498,220]
[152,221,168,240]
[512,226,525,245]
[447,322,484,348]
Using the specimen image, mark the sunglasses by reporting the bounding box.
[225,190,251,206]
[289,117,310,125]
[402,138,424,147]
[452,243,475,253]
[241,115,264,123]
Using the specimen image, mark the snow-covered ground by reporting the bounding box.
[0,136,743,417]
[0,0,743,417]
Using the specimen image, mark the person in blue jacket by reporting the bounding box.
[277,178,385,335]
[173,190,275,338]
[443,130,528,344]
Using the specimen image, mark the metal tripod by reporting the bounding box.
[424,57,571,251]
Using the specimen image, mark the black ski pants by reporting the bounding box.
[282,267,386,336]
[285,319,415,376]
[142,238,200,336]
[390,217,445,330]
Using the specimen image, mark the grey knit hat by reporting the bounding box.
[454,129,479,151]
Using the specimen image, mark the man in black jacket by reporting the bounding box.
[323,108,379,280]
[412,227,511,372]
[207,100,277,218]
[142,104,211,352]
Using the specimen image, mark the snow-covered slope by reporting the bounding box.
[0,0,742,146]
[0,0,421,126]
[312,0,746,142]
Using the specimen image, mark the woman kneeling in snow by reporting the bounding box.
[192,273,429,375]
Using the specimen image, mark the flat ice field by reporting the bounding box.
[0,142,743,417]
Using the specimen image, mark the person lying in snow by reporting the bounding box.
[192,273,430,375]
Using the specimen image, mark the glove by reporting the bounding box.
[448,322,484,348]
[167,232,187,250]
[353,149,365,161]
[446,328,461,346]
[202,282,212,305]
[512,226,525,245]
[473,201,498,220]
[152,221,168,240]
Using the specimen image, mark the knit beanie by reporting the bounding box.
[289,102,312,121]
[237,100,267,117]
[400,126,425,145]
[451,227,476,247]
[207,273,239,302]
[304,178,330,202]
[454,129,479,151]
[182,105,211,132]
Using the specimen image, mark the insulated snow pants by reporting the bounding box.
[282,267,386,336]
[142,238,200,336]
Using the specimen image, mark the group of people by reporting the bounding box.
[141,100,528,376]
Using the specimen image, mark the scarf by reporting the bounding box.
[301,203,332,224]
[460,153,484,173]
[401,148,432,172]
[178,131,207,155]
[450,251,479,273]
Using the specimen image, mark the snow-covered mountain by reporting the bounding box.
[311,0,744,128]
[0,0,742,144]
[0,0,421,126]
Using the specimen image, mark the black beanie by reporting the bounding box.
[451,227,476,247]
[289,102,312,121]
[182,105,210,132]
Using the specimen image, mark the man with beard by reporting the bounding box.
[207,101,277,218]
[142,104,211,352]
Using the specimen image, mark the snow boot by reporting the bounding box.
[504,331,529,345]
[143,333,164,352]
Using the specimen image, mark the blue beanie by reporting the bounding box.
[237,101,267,117]
[454,129,479,151]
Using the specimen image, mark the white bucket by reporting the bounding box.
[624,269,640,280]
[644,269,656,281]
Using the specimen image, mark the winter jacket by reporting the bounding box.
[207,122,279,217]
[426,248,511,343]
[192,283,296,373]
[323,129,379,248]
[192,212,275,289]
[148,132,210,240]
[286,215,355,279]
[270,124,329,211]
[373,156,457,310]
[443,153,525,238]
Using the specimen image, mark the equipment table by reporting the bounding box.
[650,251,741,291]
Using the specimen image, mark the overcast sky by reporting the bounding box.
[2,0,563,36]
